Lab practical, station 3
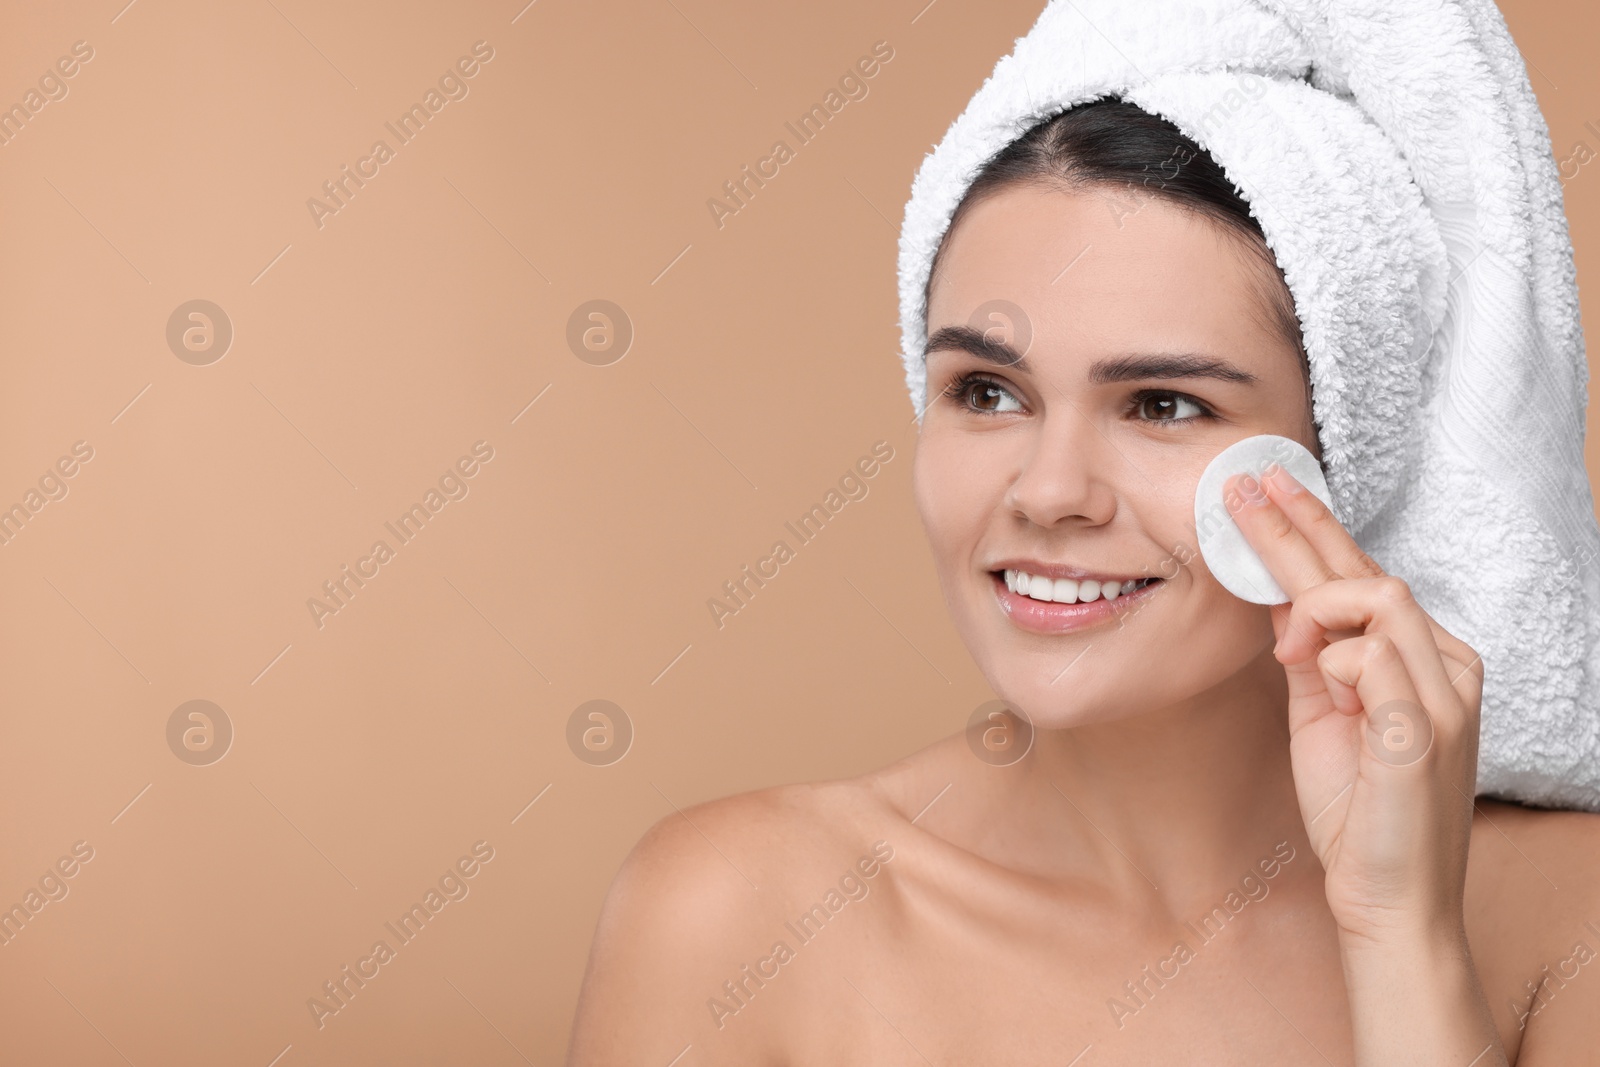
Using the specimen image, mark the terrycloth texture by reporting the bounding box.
[896,0,1600,810]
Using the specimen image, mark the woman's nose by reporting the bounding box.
[1001,404,1123,528]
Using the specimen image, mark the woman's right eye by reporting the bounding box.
[943,372,1023,414]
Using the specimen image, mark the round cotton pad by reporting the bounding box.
[1193,434,1333,605]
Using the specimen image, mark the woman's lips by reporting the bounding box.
[991,571,1164,634]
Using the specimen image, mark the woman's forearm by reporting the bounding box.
[1340,926,1508,1067]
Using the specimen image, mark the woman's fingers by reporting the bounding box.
[1228,463,1388,587]
[1225,467,1379,656]
[1317,633,1437,772]
[1230,466,1483,702]
[1262,462,1390,581]
[1273,576,1468,732]
[1225,471,1347,599]
[1224,461,1483,761]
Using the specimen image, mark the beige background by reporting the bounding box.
[0,0,1594,1062]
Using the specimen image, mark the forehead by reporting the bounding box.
[927,184,1281,363]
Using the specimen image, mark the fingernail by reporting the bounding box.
[1264,462,1304,494]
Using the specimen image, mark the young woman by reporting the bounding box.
[566,98,1600,1065]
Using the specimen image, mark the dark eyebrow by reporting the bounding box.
[924,324,1259,386]
[1086,353,1260,386]
[925,324,1034,374]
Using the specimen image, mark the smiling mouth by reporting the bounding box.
[989,569,1166,634]
[996,569,1163,605]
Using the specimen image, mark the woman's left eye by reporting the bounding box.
[1131,389,1213,425]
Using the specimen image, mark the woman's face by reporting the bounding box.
[915,182,1318,729]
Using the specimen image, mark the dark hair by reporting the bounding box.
[926,96,1309,386]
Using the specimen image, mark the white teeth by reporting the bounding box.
[1004,570,1153,604]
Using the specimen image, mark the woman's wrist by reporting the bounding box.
[1337,924,1508,1067]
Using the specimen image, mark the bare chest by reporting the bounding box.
[723,817,1543,1066]
[771,887,1361,1066]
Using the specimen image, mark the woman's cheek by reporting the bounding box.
[1177,567,1280,667]
[912,435,992,555]
[909,446,952,557]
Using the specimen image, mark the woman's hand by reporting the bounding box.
[1224,462,1485,946]
[1226,462,1506,1065]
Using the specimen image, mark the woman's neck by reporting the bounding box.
[964,643,1313,920]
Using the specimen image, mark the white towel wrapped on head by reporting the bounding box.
[896,0,1600,810]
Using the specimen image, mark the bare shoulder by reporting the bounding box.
[1464,798,1600,1063]
[565,773,913,1065]
[1467,798,1600,907]
[618,773,910,898]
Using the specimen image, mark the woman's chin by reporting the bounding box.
[975,674,1159,733]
